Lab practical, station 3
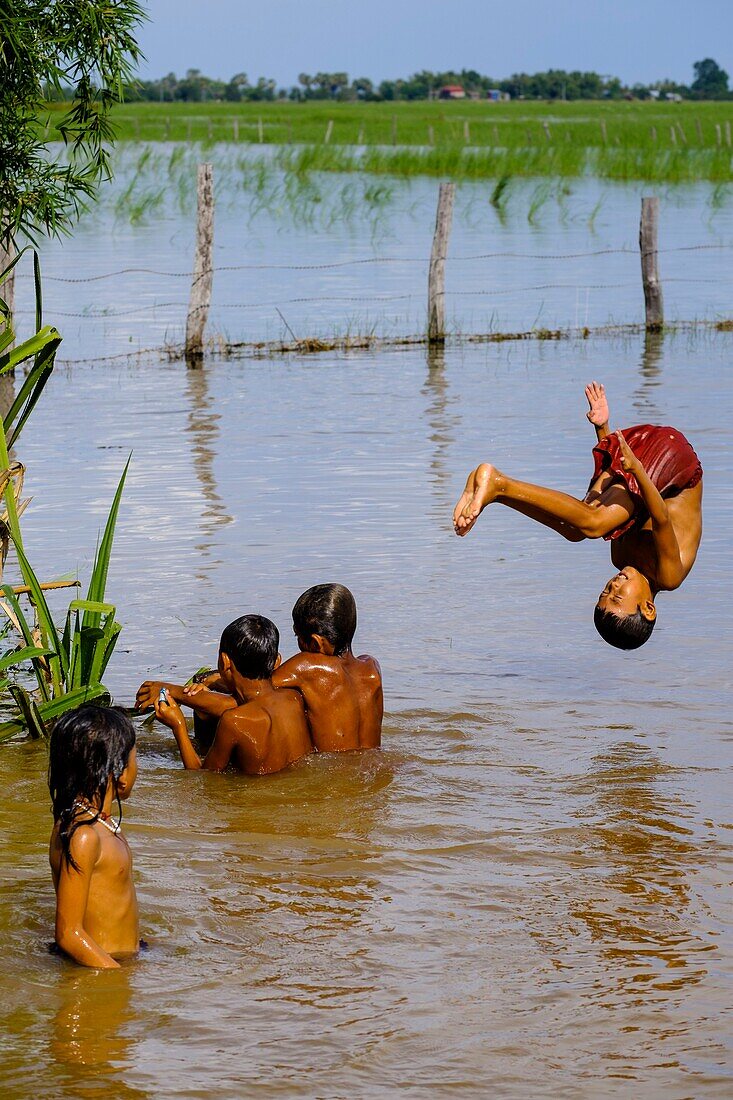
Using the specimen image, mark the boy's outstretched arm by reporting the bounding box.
[137,680,236,721]
[55,830,120,969]
[585,381,611,441]
[154,692,238,771]
[617,432,685,589]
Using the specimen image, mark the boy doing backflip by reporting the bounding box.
[453,382,703,649]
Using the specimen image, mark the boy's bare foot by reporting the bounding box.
[453,464,504,535]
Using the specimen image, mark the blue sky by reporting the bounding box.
[135,0,732,86]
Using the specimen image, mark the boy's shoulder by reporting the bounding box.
[355,652,381,674]
[276,652,341,679]
[218,688,302,732]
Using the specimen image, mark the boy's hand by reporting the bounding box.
[616,431,644,476]
[154,689,187,732]
[182,682,206,698]
[136,681,167,711]
[585,381,609,427]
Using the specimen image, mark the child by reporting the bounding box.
[272,583,383,752]
[48,705,139,969]
[151,614,313,775]
[453,382,703,650]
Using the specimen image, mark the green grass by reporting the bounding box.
[39,99,733,181]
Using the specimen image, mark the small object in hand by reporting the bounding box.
[158,688,168,704]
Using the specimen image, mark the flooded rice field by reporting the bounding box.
[11,144,733,359]
[1,326,731,1097]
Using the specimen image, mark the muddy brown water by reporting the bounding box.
[0,333,731,1097]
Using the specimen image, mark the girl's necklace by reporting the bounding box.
[72,799,120,835]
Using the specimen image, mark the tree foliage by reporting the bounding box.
[691,58,729,98]
[0,0,146,245]
[127,58,732,106]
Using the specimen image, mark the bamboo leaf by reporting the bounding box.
[10,541,68,691]
[68,599,115,615]
[0,585,49,699]
[0,682,111,742]
[3,334,61,448]
[9,685,46,740]
[0,325,60,378]
[0,645,54,672]
[83,457,130,631]
[33,251,42,332]
[0,246,31,290]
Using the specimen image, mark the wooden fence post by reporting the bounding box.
[232,118,239,141]
[427,182,455,343]
[428,124,435,146]
[639,196,663,331]
[463,120,470,144]
[185,164,214,363]
[258,117,264,143]
[324,119,334,144]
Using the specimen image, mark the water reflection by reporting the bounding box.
[422,344,460,501]
[572,742,707,998]
[183,361,232,567]
[50,970,144,1097]
[632,331,665,421]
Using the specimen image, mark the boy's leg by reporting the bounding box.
[453,464,634,540]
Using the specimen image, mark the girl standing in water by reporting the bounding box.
[48,705,139,969]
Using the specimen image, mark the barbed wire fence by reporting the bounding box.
[12,165,733,364]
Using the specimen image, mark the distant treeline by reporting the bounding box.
[61,58,728,104]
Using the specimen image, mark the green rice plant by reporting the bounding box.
[0,459,129,740]
[527,181,553,224]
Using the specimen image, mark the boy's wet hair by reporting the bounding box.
[48,705,136,869]
[593,605,656,650]
[293,583,357,657]
[220,614,279,679]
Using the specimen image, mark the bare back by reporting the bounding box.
[209,686,313,775]
[273,652,383,753]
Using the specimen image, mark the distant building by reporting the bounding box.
[487,89,511,101]
[664,92,683,102]
[439,85,466,100]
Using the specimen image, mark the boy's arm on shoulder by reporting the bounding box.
[271,653,313,690]
[55,829,120,969]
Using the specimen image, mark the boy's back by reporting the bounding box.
[216,686,312,775]
[273,651,382,753]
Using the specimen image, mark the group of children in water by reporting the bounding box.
[47,382,705,968]
[49,583,382,968]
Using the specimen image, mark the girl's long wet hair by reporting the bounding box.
[49,705,136,870]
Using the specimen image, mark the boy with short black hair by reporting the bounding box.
[272,583,383,752]
[141,614,313,775]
